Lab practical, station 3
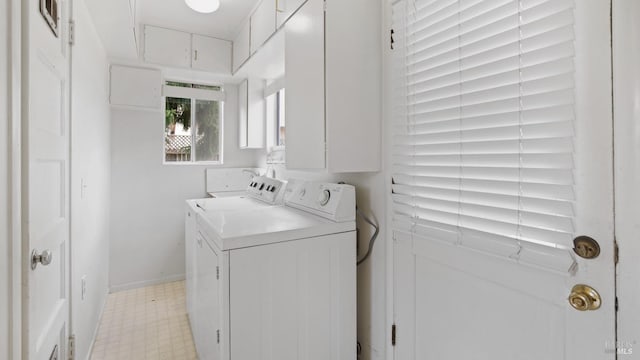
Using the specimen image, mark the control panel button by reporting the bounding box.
[317,189,331,206]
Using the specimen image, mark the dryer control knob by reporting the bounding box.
[317,189,331,206]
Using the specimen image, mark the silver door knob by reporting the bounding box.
[31,249,52,270]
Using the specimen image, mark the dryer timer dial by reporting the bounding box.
[317,189,331,206]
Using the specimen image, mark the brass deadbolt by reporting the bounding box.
[573,236,600,259]
[568,284,601,311]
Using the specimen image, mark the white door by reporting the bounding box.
[391,1,615,359]
[24,0,72,359]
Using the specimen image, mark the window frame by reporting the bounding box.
[162,81,225,166]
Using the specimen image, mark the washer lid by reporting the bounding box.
[187,196,271,213]
[196,206,355,251]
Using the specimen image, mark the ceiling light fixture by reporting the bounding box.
[185,0,220,13]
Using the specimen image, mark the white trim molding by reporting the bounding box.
[613,0,640,351]
[10,0,22,358]
[162,84,226,102]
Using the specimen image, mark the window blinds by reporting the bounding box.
[392,0,577,260]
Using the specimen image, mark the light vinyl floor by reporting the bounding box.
[90,281,197,360]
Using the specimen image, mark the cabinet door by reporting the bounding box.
[144,25,191,68]
[232,20,251,72]
[195,238,221,360]
[109,65,161,109]
[247,78,266,148]
[192,34,232,74]
[324,0,381,172]
[239,78,265,149]
[250,0,277,55]
[276,0,307,27]
[238,79,249,148]
[284,0,325,169]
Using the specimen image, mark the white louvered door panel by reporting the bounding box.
[391,1,615,359]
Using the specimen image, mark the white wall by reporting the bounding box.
[110,81,262,291]
[0,0,10,358]
[71,1,113,359]
[613,0,640,352]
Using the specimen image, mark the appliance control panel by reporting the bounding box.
[285,180,356,222]
[246,176,286,204]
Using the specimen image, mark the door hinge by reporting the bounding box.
[68,334,76,360]
[323,0,327,12]
[216,329,220,344]
[615,296,619,312]
[614,239,619,264]
[68,20,75,46]
[390,29,395,50]
[216,266,220,280]
[391,324,396,346]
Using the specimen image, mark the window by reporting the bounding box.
[392,0,577,260]
[164,81,224,163]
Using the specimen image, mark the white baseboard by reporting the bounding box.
[109,274,186,293]
[84,289,109,360]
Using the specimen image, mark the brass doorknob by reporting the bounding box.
[568,284,601,311]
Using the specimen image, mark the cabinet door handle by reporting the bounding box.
[194,49,198,61]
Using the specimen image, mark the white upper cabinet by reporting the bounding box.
[250,0,277,55]
[192,34,232,74]
[276,0,306,28]
[285,0,381,172]
[144,25,231,74]
[110,65,162,109]
[285,0,325,169]
[144,25,192,68]
[233,20,251,73]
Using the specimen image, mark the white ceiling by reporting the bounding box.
[136,0,260,40]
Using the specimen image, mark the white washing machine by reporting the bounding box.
[186,179,357,360]
[185,176,286,336]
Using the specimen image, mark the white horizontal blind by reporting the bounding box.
[392,0,576,254]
